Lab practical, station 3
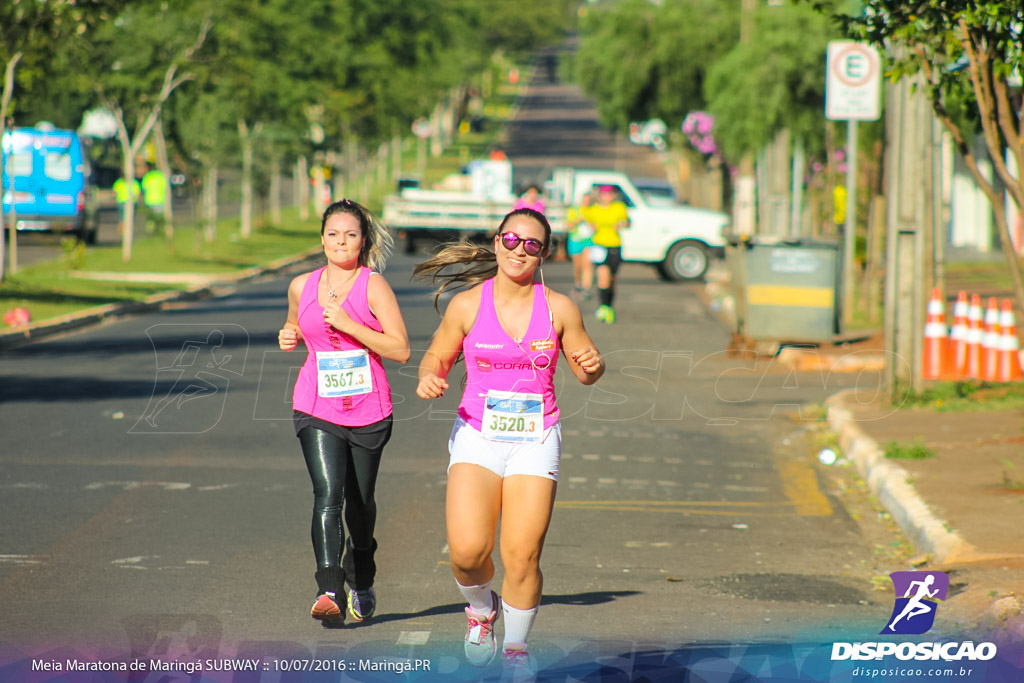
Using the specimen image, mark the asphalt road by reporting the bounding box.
[0,47,907,681]
[0,255,899,671]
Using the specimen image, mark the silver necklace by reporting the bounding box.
[494,295,529,344]
[325,267,358,299]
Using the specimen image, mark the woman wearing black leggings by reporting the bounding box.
[278,200,410,623]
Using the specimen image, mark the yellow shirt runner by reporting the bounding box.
[581,202,629,248]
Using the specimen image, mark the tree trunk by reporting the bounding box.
[297,156,309,220]
[270,156,282,225]
[391,132,402,183]
[238,119,254,239]
[205,165,218,243]
[114,113,137,263]
[311,163,326,217]
[152,117,174,244]
[0,52,23,283]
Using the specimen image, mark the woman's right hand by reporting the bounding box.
[416,373,449,399]
[278,326,300,351]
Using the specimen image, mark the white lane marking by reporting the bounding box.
[724,485,770,493]
[441,544,449,555]
[568,477,587,483]
[562,453,574,459]
[112,556,157,566]
[657,480,681,487]
[198,484,239,491]
[582,454,600,461]
[185,560,210,565]
[397,631,431,646]
[664,458,682,464]
[587,431,605,437]
[598,478,617,485]
[621,479,650,486]
[85,482,192,491]
[609,455,627,462]
[1,483,49,490]
[0,554,45,564]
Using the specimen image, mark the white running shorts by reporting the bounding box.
[448,417,562,481]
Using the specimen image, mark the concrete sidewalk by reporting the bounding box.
[827,391,1024,643]
[703,262,1024,644]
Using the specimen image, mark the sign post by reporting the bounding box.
[826,41,881,328]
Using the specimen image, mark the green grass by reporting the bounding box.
[1,72,526,327]
[1,209,317,322]
[883,439,936,460]
[893,380,1024,412]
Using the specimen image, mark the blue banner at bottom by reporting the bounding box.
[2,639,1022,683]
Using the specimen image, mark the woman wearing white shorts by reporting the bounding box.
[415,208,605,676]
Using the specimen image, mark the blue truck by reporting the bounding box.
[1,125,99,243]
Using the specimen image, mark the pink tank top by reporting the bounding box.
[457,279,560,431]
[292,266,392,426]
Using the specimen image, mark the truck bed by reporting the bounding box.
[382,194,568,234]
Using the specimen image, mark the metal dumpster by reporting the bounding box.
[726,235,842,343]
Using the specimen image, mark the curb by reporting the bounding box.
[0,247,323,351]
[825,388,977,565]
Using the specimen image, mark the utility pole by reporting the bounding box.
[734,0,758,236]
[883,61,930,398]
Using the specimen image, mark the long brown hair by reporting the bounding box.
[413,208,551,312]
[321,199,394,272]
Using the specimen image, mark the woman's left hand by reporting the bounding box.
[570,345,603,374]
[323,300,354,333]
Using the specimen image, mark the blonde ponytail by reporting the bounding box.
[413,243,498,313]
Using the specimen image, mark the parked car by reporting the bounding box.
[2,124,98,243]
[632,178,682,208]
[628,118,668,151]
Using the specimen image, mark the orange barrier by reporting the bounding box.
[964,294,985,380]
[931,291,1022,384]
[981,297,1001,381]
[922,287,951,380]
[949,291,969,379]
[996,299,1023,382]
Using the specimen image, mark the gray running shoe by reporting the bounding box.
[463,591,500,667]
[347,587,376,621]
[501,646,536,682]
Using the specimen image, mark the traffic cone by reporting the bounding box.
[949,291,969,379]
[922,287,951,380]
[995,299,1023,382]
[965,294,985,380]
[981,297,1001,381]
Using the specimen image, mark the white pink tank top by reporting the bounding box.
[292,266,392,426]
[457,279,560,433]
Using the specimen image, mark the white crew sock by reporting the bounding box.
[457,580,495,616]
[501,599,538,649]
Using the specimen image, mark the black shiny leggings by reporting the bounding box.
[298,416,391,589]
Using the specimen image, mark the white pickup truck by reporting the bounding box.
[382,163,730,280]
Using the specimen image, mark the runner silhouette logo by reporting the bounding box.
[882,571,949,635]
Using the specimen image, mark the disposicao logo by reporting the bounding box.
[830,570,998,663]
[882,571,948,635]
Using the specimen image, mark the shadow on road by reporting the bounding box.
[336,591,643,630]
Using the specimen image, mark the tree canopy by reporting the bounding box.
[576,0,738,132]
[705,3,833,161]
